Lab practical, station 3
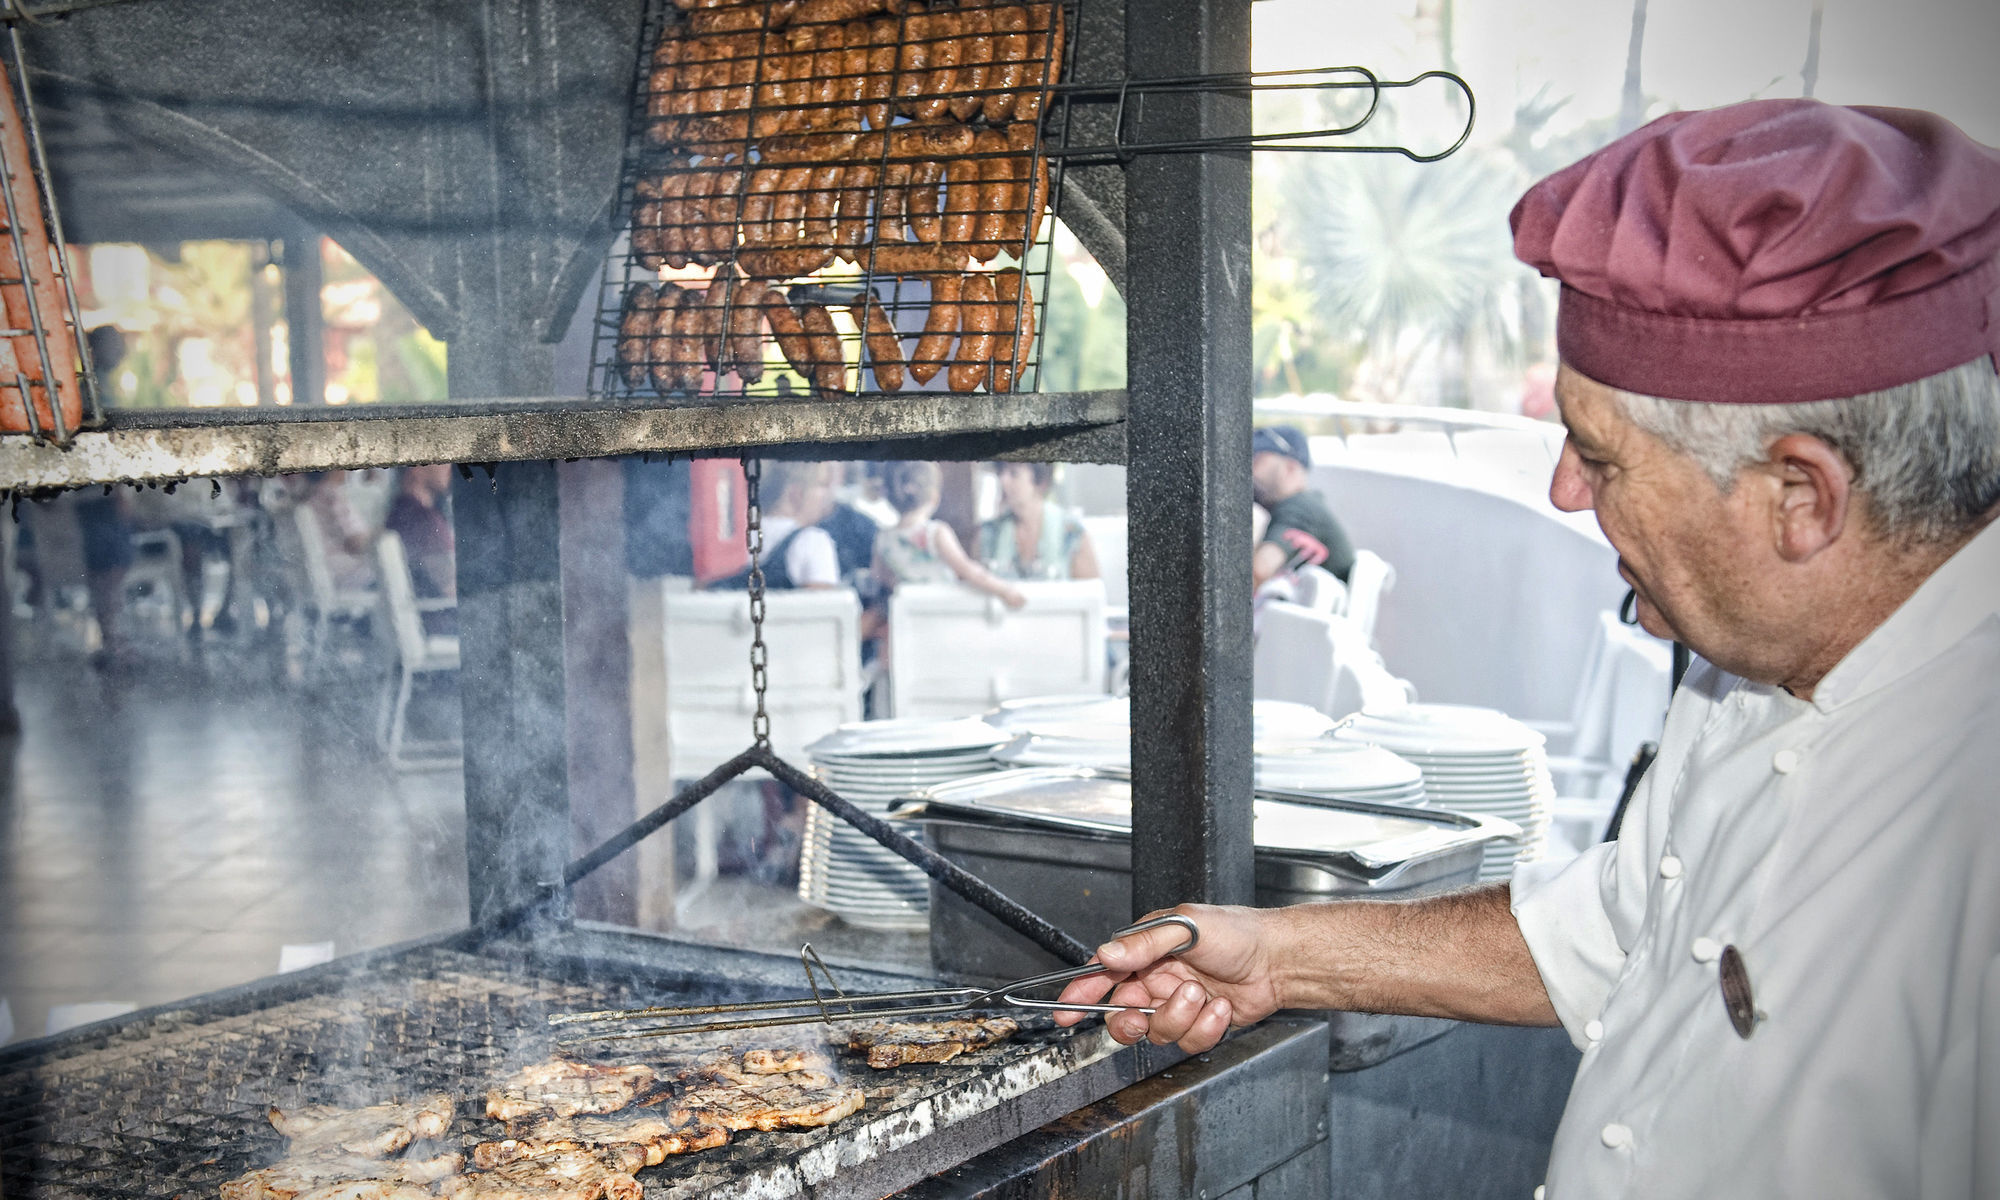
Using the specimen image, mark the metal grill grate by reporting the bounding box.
[587,0,1080,401]
[0,942,1088,1199]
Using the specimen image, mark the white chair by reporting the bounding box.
[291,505,377,669]
[1531,610,1672,800]
[1342,549,1396,644]
[660,587,864,776]
[375,531,460,770]
[886,580,1107,718]
[122,528,187,637]
[1290,563,1347,615]
[1253,601,1414,721]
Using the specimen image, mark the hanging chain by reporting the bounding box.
[743,456,771,749]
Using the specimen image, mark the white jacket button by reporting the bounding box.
[1772,749,1801,774]
[1600,1122,1633,1149]
[1584,1019,1605,1042]
[1691,936,1723,963]
[1658,855,1683,879]
[1534,1188,1547,1200]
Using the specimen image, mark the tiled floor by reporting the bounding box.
[0,632,469,1044]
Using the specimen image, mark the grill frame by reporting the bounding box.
[0,925,1181,1199]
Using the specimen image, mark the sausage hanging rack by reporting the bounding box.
[0,10,100,445]
[585,0,1476,404]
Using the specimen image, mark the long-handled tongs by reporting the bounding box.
[550,914,1198,1046]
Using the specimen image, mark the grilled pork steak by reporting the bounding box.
[219,1151,464,1200]
[478,1110,731,1169]
[486,1059,659,1121]
[669,1067,865,1132]
[268,1094,455,1157]
[440,1146,645,1200]
[739,1045,831,1075]
[846,1016,1020,1068]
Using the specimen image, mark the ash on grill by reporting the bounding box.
[592,0,1072,400]
[0,946,1067,1200]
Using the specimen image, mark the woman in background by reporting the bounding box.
[977,462,1099,582]
[873,461,1025,608]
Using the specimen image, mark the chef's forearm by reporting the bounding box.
[1266,884,1560,1026]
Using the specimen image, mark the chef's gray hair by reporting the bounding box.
[1610,358,2000,545]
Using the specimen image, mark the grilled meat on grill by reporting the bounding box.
[220,1151,465,1200]
[670,1067,865,1131]
[475,1110,732,1169]
[487,1059,659,1122]
[738,1046,833,1075]
[268,1094,455,1158]
[441,1146,645,1200]
[846,1016,1020,1068]
[290,1184,445,1200]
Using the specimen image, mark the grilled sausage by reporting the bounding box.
[617,284,660,389]
[742,163,783,244]
[835,163,878,255]
[736,245,835,279]
[795,0,892,23]
[658,168,695,268]
[837,24,873,117]
[759,123,972,165]
[894,18,930,108]
[672,291,714,389]
[803,163,846,245]
[907,159,944,243]
[950,272,997,391]
[942,154,981,248]
[915,10,963,121]
[857,292,907,391]
[862,17,899,128]
[988,6,1029,123]
[974,128,1012,260]
[1016,0,1061,123]
[763,288,818,385]
[875,161,913,244]
[683,166,721,262]
[1007,122,1046,247]
[808,22,848,120]
[632,177,666,270]
[990,268,1027,392]
[863,242,963,274]
[726,278,770,382]
[648,285,689,394]
[910,272,960,385]
[772,164,815,241]
[799,302,848,391]
[950,6,995,122]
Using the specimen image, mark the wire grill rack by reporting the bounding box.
[587,0,1079,402]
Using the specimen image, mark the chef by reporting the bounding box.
[1057,99,2000,1197]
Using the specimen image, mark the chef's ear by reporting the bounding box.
[1764,433,1853,562]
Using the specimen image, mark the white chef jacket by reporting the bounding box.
[1511,516,2000,1199]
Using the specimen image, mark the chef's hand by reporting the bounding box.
[1051,904,1286,1054]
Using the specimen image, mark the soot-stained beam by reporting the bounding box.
[1123,0,1256,913]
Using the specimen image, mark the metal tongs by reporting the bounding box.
[549,914,1198,1046]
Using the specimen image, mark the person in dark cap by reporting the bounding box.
[1058,100,2000,1198]
[1251,424,1355,588]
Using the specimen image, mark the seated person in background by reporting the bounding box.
[874,461,1025,608]
[1251,424,1355,589]
[385,463,456,600]
[272,470,376,593]
[978,462,1099,581]
[713,460,842,590]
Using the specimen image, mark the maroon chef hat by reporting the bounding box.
[1511,99,2000,404]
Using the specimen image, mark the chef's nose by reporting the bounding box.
[1549,441,1593,513]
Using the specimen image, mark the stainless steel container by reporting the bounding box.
[896,767,1517,1067]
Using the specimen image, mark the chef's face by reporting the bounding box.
[1549,366,1772,662]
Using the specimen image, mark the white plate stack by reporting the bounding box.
[801,717,1008,930]
[1332,704,1555,880]
[1253,739,1427,807]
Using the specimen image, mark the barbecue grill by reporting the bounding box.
[0,0,1476,1194]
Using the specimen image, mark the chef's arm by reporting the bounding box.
[1053,886,1559,1054]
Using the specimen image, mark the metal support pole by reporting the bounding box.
[281,226,325,406]
[1123,0,1257,912]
